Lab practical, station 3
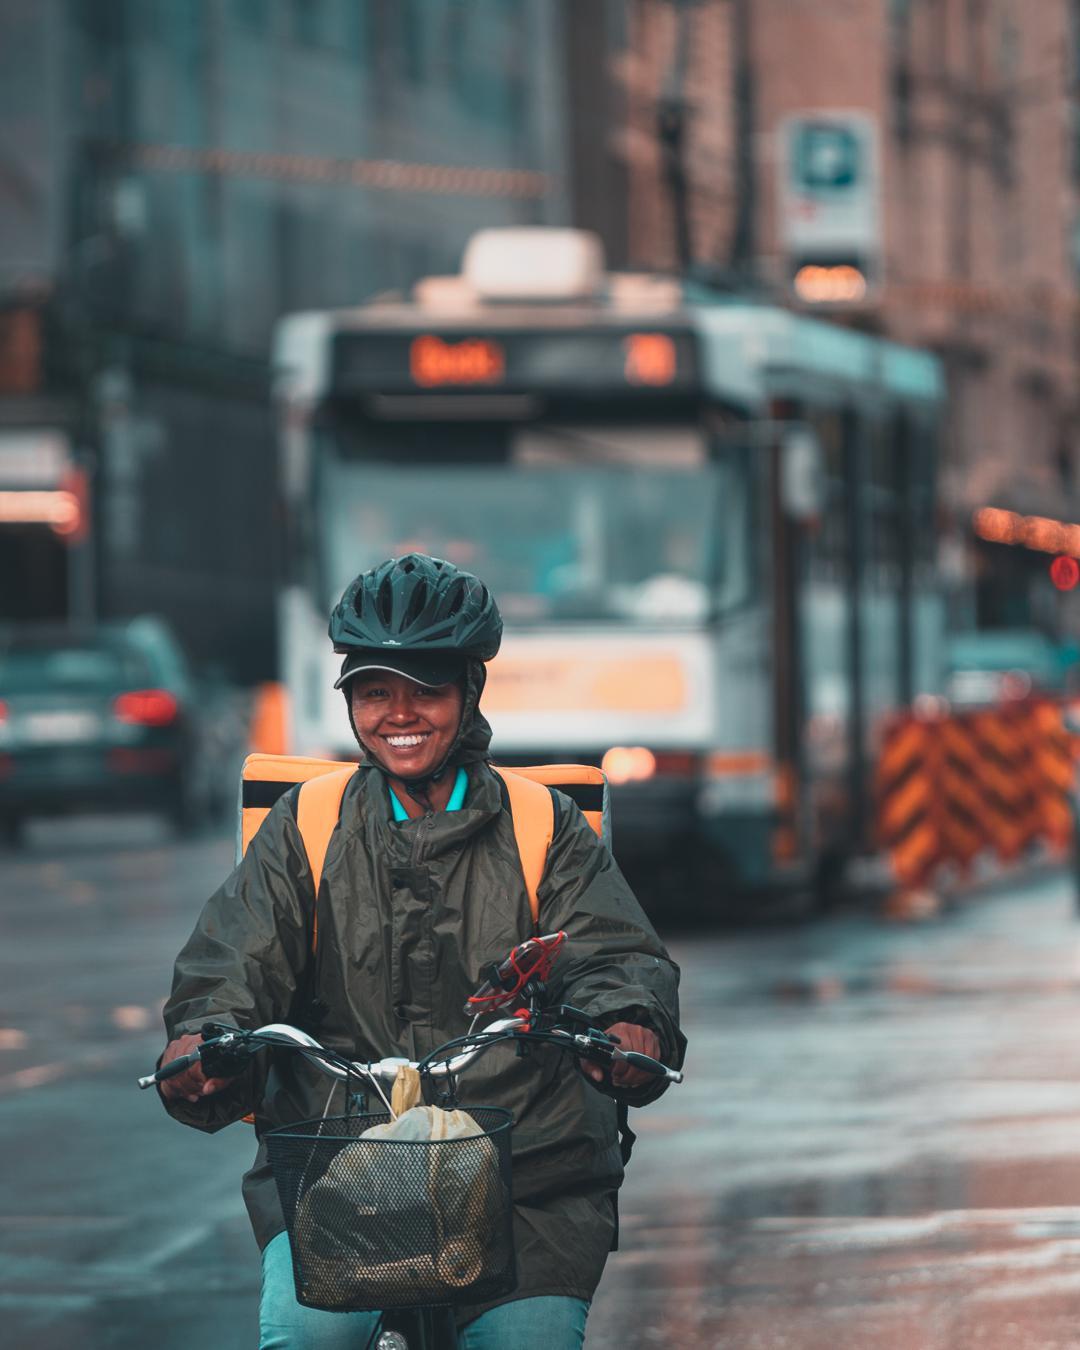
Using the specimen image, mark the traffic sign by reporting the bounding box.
[779,112,881,302]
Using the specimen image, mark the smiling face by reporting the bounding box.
[349,671,465,781]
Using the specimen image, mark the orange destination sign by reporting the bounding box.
[623,333,678,386]
[409,335,505,388]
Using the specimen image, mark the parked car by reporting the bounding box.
[944,629,1075,708]
[0,618,223,841]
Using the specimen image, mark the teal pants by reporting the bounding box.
[259,1232,590,1349]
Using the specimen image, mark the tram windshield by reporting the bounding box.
[317,420,749,626]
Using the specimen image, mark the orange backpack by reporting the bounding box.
[239,754,609,943]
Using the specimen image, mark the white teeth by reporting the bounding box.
[385,734,429,748]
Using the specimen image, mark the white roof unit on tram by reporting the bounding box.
[462,228,605,301]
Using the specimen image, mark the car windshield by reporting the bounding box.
[318,426,746,626]
[0,643,153,695]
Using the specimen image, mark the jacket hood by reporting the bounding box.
[448,657,494,765]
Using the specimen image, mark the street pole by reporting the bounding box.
[657,0,695,273]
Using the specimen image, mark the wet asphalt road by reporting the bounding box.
[5,820,1080,1348]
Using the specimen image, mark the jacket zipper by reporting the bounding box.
[410,809,436,864]
[408,810,437,1058]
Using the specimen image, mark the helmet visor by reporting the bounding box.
[334,649,467,690]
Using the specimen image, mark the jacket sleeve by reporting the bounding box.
[537,793,687,1106]
[159,790,314,1131]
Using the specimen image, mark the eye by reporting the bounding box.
[355,684,389,699]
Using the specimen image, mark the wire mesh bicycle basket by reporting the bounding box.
[265,1107,516,1312]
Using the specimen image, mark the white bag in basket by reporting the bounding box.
[294,1065,500,1295]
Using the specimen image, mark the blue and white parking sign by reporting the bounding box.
[792,122,862,193]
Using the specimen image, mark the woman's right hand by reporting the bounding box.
[158,1032,236,1103]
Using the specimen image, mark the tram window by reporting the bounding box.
[866,416,902,588]
[804,409,847,584]
[910,419,938,580]
[863,413,904,718]
[315,419,749,624]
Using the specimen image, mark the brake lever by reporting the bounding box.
[572,1031,684,1084]
[552,1004,604,1032]
[197,1024,259,1079]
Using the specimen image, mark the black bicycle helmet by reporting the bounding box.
[329,553,502,661]
[329,554,501,802]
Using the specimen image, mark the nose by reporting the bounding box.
[386,688,420,723]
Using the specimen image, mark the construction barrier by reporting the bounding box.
[875,697,1080,891]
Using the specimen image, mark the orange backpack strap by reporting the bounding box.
[507,763,608,843]
[295,767,355,952]
[240,753,355,858]
[239,754,356,955]
[234,755,352,1125]
[491,766,554,930]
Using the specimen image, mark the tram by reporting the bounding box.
[272,228,945,911]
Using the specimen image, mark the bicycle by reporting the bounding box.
[140,932,683,1350]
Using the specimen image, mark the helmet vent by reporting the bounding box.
[402,580,430,629]
[446,578,469,616]
[375,575,396,625]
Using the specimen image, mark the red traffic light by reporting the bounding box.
[1050,555,1080,591]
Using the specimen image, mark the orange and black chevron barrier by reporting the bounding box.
[937,715,991,867]
[1028,699,1076,851]
[875,714,942,887]
[875,697,1080,894]
[964,705,1035,862]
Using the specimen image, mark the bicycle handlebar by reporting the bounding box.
[147,1049,201,1085]
[613,1048,683,1084]
[139,1016,684,1091]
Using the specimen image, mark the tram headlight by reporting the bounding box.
[601,746,657,785]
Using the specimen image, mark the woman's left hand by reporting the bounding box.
[583,1022,662,1089]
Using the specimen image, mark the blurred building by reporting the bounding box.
[585,0,1080,639]
[7,0,1077,666]
[0,0,567,679]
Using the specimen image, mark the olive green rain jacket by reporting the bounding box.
[161,694,685,1316]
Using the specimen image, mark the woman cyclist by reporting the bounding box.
[156,553,686,1349]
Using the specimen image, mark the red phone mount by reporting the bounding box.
[464,931,567,1015]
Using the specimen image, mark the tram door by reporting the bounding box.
[771,403,867,879]
[774,400,926,883]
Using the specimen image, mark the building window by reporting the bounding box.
[996,3,1021,81]
[344,1,371,64]
[290,0,329,48]
[888,0,913,145]
[400,0,427,84]
[1070,3,1080,185]
[233,0,267,33]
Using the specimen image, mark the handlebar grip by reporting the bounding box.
[620,1049,684,1083]
[137,1050,199,1090]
